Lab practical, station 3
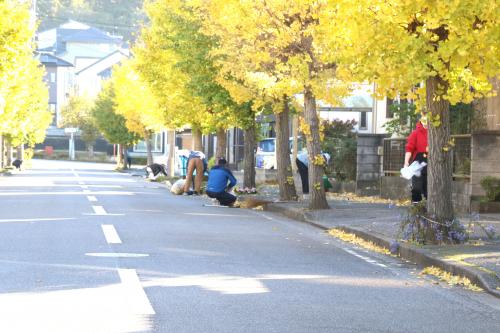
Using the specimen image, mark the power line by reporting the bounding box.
[38,14,144,32]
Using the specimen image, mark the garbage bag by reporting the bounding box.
[401,161,427,180]
[171,179,186,195]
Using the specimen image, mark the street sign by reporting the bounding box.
[64,127,78,134]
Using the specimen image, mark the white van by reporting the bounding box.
[256,137,305,169]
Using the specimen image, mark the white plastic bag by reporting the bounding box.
[170,179,186,195]
[401,161,427,180]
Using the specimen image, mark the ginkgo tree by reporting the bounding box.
[0,0,51,167]
[137,0,238,155]
[193,0,353,209]
[60,95,100,158]
[192,0,297,199]
[328,0,500,221]
[112,60,164,165]
[91,81,141,169]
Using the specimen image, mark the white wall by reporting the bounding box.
[372,97,390,134]
[75,51,127,98]
[62,42,119,66]
[55,66,74,126]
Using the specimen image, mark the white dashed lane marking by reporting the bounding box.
[343,248,388,268]
[118,269,155,315]
[93,206,108,215]
[101,224,122,244]
[87,196,98,202]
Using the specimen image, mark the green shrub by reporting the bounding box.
[207,156,216,170]
[480,176,500,202]
[130,157,147,166]
[153,175,168,183]
[321,119,357,181]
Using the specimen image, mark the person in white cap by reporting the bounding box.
[295,151,330,194]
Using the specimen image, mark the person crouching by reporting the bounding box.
[206,158,238,207]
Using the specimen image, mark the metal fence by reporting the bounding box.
[383,135,471,179]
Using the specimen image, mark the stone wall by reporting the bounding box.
[356,134,388,196]
[470,131,500,197]
[452,180,472,213]
[380,176,410,201]
[380,176,472,213]
[234,169,278,186]
[329,180,356,194]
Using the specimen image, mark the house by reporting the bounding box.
[253,83,393,140]
[75,50,129,98]
[37,20,128,128]
[36,53,73,129]
[37,20,123,72]
[36,20,127,154]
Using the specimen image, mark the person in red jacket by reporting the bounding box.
[404,117,428,203]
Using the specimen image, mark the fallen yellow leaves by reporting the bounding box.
[420,266,482,292]
[327,192,410,206]
[328,229,393,256]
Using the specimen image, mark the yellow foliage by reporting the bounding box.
[312,154,326,166]
[112,59,163,137]
[328,229,393,256]
[0,1,50,146]
[420,266,482,292]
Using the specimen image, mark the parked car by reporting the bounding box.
[256,137,305,169]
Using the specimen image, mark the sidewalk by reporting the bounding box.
[263,194,500,298]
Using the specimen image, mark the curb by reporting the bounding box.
[264,203,500,299]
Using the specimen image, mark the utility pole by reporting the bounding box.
[31,0,37,27]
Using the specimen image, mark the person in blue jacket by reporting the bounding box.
[206,158,238,206]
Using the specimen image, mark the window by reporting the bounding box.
[386,98,395,118]
[360,112,367,129]
[49,103,57,126]
[133,133,163,153]
[50,73,56,83]
[258,139,276,153]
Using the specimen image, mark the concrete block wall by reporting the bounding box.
[356,134,388,196]
[470,131,500,197]
[234,169,278,186]
[381,176,472,213]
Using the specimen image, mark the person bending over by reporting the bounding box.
[206,158,238,207]
[183,150,207,195]
[295,151,330,194]
[146,163,167,180]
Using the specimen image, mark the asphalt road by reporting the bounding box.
[0,159,498,333]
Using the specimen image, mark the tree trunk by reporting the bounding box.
[216,128,227,159]
[292,115,299,173]
[16,145,24,161]
[121,145,128,170]
[145,131,154,165]
[276,97,297,201]
[0,135,4,168]
[167,130,176,177]
[426,76,453,221]
[192,128,203,151]
[243,124,256,188]
[87,144,94,160]
[116,144,124,169]
[6,143,12,166]
[303,88,329,209]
